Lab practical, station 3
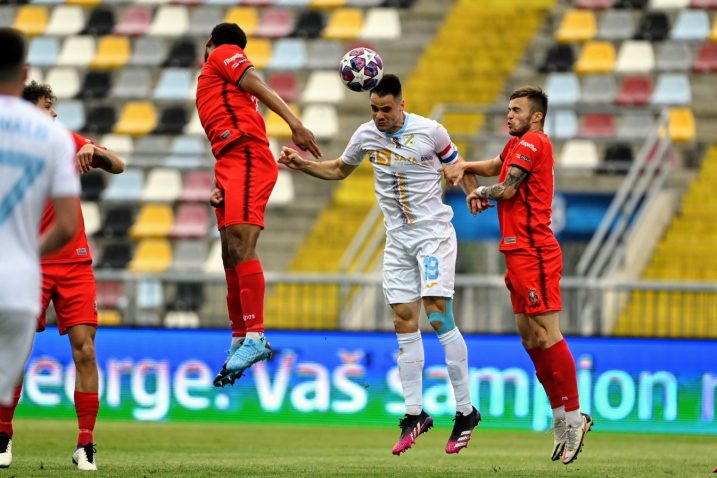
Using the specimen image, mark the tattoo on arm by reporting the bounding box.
[479,166,528,200]
[93,152,113,172]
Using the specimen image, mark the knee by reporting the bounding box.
[73,340,96,369]
[532,328,551,349]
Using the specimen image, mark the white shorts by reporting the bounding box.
[382,221,457,304]
[0,309,35,405]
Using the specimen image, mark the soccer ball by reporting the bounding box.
[338,48,384,92]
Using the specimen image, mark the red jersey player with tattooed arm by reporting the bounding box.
[443,87,593,465]
[0,81,125,472]
[195,23,321,387]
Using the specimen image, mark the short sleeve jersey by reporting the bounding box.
[341,113,459,231]
[196,44,268,157]
[0,96,79,315]
[497,131,558,251]
[39,132,95,264]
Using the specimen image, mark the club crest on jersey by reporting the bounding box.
[528,289,539,304]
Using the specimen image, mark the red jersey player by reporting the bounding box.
[443,87,592,465]
[0,81,125,472]
[196,23,321,387]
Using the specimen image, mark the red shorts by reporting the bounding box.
[503,244,562,316]
[214,141,278,230]
[38,262,98,335]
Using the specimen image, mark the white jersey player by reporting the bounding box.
[0,28,79,407]
[279,74,482,456]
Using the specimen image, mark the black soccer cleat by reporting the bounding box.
[445,407,481,454]
[392,410,434,455]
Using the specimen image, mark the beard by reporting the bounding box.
[204,48,209,62]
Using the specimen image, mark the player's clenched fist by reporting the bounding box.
[466,190,493,215]
[76,144,95,174]
[278,146,307,171]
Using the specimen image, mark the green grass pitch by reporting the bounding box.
[2,419,716,477]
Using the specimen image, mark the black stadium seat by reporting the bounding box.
[293,11,324,39]
[634,11,670,41]
[80,171,106,201]
[84,105,116,135]
[99,206,134,238]
[598,143,634,175]
[79,71,111,100]
[83,6,116,36]
[167,282,205,312]
[613,0,648,8]
[539,44,575,73]
[164,38,197,68]
[95,241,132,270]
[155,106,188,135]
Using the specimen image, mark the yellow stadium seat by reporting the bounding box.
[668,108,696,143]
[128,239,173,273]
[310,0,346,7]
[98,309,122,326]
[13,6,48,37]
[130,204,174,239]
[323,8,363,40]
[90,36,130,70]
[711,16,717,42]
[265,104,299,138]
[245,38,271,70]
[114,101,157,136]
[575,41,616,74]
[556,9,596,43]
[67,0,101,6]
[224,7,258,36]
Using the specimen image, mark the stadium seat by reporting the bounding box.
[155,106,188,135]
[153,68,192,100]
[268,170,295,207]
[203,239,223,273]
[556,9,597,43]
[149,6,189,36]
[95,241,132,270]
[114,6,152,36]
[651,73,691,105]
[579,113,615,137]
[293,10,325,38]
[80,171,105,201]
[97,309,122,326]
[141,168,182,202]
[649,0,690,7]
[576,0,615,7]
[277,0,310,5]
[617,110,655,139]
[615,41,654,73]
[0,7,15,28]
[268,72,300,102]
[84,105,116,134]
[114,101,158,136]
[55,100,85,131]
[671,9,709,41]
[558,139,599,170]
[130,37,167,66]
[188,6,222,37]
[307,40,344,70]
[224,6,258,36]
[656,41,693,71]
[267,38,306,70]
[57,35,95,67]
[597,9,634,40]
[575,41,615,73]
[164,311,200,328]
[581,74,617,103]
[170,204,210,238]
[265,104,299,137]
[27,36,59,67]
[545,73,580,106]
[134,135,169,162]
[693,43,717,73]
[185,109,205,135]
[45,6,84,35]
[99,207,134,237]
[691,0,717,7]
[79,71,111,99]
[172,241,208,273]
[171,135,207,156]
[167,282,204,311]
[90,35,130,69]
[301,105,338,140]
[112,68,151,99]
[80,201,100,237]
[323,8,363,40]
[95,281,125,309]
[82,6,115,36]
[301,70,345,103]
[163,38,197,68]
[13,5,48,37]
[634,11,670,42]
[613,0,648,6]
[102,168,143,202]
[135,279,163,311]
[67,0,102,8]
[668,107,696,143]
[711,17,717,42]
[179,170,212,202]
[311,0,347,6]
[27,67,43,84]
[130,204,174,238]
[255,7,295,38]
[348,0,383,5]
[98,133,133,156]
[599,142,634,174]
[545,110,578,139]
[615,75,653,105]
[244,38,272,69]
[44,67,80,99]
[128,239,172,273]
[361,8,400,39]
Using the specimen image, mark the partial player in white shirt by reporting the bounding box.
[0,28,79,415]
[279,74,482,456]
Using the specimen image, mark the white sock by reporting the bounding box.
[396,331,424,416]
[438,328,473,416]
[553,405,566,424]
[245,331,263,340]
[565,409,582,428]
[231,336,244,347]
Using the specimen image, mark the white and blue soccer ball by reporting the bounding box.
[339,47,384,92]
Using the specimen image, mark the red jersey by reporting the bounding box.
[497,131,559,251]
[196,44,268,157]
[40,132,93,264]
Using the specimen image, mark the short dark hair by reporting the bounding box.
[22,80,55,105]
[370,74,402,99]
[211,23,247,49]
[0,28,27,84]
[510,86,548,125]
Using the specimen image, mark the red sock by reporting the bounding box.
[543,339,580,412]
[235,259,265,333]
[224,267,246,338]
[74,391,99,446]
[0,383,22,437]
[527,347,564,409]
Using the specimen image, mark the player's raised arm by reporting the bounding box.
[468,165,528,203]
[279,146,356,180]
[240,71,322,159]
[76,144,125,174]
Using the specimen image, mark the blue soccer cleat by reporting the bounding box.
[226,336,273,373]
[213,338,244,388]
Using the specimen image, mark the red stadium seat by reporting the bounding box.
[170,204,210,239]
[113,6,152,36]
[615,75,653,106]
[269,72,300,103]
[96,281,125,309]
[255,8,295,38]
[579,113,615,138]
[179,170,212,202]
[691,0,717,7]
[693,43,717,73]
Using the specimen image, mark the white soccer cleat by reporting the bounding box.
[551,418,566,461]
[0,433,12,468]
[561,413,593,465]
[72,444,97,471]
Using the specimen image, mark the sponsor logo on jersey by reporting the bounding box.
[223,53,244,65]
[519,140,537,152]
[516,154,531,163]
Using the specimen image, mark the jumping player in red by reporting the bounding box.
[443,87,593,465]
[0,81,125,472]
[195,23,321,386]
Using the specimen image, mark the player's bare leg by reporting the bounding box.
[68,324,99,471]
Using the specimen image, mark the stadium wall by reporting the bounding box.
[16,329,717,435]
